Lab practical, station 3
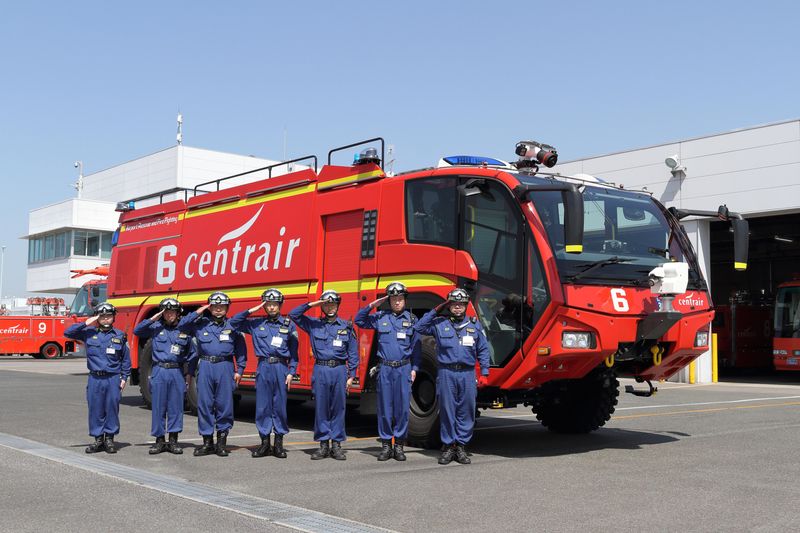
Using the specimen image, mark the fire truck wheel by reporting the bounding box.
[39,342,62,359]
[139,340,153,409]
[534,368,619,434]
[407,337,442,449]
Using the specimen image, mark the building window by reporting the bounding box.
[27,229,111,264]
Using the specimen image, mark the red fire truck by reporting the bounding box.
[0,314,74,359]
[773,276,800,371]
[105,138,749,446]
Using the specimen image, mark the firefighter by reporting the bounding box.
[230,288,298,459]
[354,282,421,461]
[65,302,131,454]
[133,298,197,455]
[289,290,358,460]
[414,288,490,465]
[178,292,247,457]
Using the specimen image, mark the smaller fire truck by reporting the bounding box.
[0,314,74,359]
[773,275,800,370]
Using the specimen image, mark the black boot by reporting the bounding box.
[104,434,117,454]
[377,440,394,461]
[272,434,287,459]
[454,443,471,465]
[438,444,456,465]
[149,435,167,455]
[393,440,406,462]
[85,435,105,454]
[330,440,346,461]
[194,435,215,456]
[310,440,330,460]
[215,430,229,457]
[252,434,271,458]
[167,432,183,455]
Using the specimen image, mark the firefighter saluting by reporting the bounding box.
[178,292,247,457]
[355,282,421,461]
[414,288,490,465]
[230,288,298,459]
[134,298,197,455]
[290,290,358,460]
[65,303,131,454]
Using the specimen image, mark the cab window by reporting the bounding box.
[405,177,457,247]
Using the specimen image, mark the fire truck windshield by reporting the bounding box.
[71,282,108,316]
[525,179,705,289]
[774,286,800,338]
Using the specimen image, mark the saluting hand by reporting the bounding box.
[308,300,325,307]
[151,309,165,321]
[369,296,388,308]
[248,302,266,314]
[434,301,448,313]
[196,304,211,314]
[285,374,293,391]
[85,315,99,326]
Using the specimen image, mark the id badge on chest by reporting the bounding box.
[106,347,117,354]
[270,336,283,347]
[460,335,474,347]
[219,334,230,341]
[332,338,343,347]
[170,344,181,355]
[396,331,407,340]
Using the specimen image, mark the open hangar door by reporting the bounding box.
[709,212,800,374]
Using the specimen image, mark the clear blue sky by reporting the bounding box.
[1,0,798,297]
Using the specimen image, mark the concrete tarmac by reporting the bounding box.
[1,356,799,532]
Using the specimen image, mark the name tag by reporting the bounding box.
[219,334,230,341]
[170,344,181,355]
[271,336,283,347]
[106,347,117,354]
[396,331,407,340]
[279,327,289,334]
[332,339,343,347]
[461,336,474,347]
[402,321,410,327]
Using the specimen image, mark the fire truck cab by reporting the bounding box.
[107,138,750,447]
[773,276,800,370]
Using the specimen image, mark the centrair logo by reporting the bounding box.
[155,206,301,285]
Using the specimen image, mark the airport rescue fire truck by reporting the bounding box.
[105,138,750,447]
[0,311,73,359]
[773,275,800,371]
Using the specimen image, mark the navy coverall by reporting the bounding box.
[65,322,131,438]
[289,303,358,442]
[133,318,197,437]
[414,310,490,445]
[178,312,247,436]
[354,305,421,441]
[229,310,298,437]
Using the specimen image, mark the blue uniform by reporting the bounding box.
[65,322,131,438]
[414,310,490,446]
[289,303,358,442]
[230,310,298,437]
[355,305,421,441]
[178,311,247,436]
[134,318,198,438]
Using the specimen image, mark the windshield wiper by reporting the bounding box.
[566,256,633,282]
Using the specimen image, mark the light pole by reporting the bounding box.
[0,245,6,305]
[73,161,84,198]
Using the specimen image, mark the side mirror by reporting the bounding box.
[514,183,584,254]
[731,217,749,271]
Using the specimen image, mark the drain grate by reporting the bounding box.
[0,432,395,533]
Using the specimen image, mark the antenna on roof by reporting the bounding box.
[176,111,183,145]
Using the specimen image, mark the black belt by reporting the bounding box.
[89,370,118,377]
[263,356,290,364]
[380,358,411,368]
[200,355,233,363]
[156,362,182,369]
[439,363,474,371]
[315,359,345,367]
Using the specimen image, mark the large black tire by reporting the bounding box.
[138,340,153,409]
[407,338,442,449]
[186,374,198,415]
[534,368,619,433]
[40,342,62,359]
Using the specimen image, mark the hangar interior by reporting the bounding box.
[710,212,800,373]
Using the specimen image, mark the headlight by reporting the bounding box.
[695,330,709,347]
[562,332,591,349]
